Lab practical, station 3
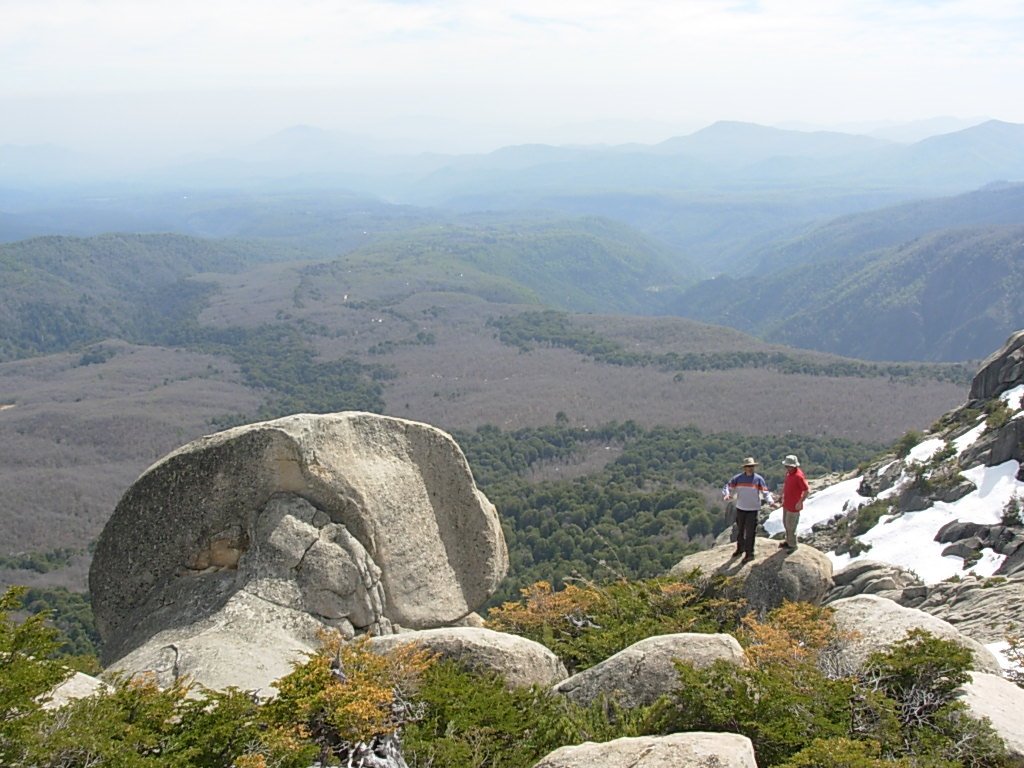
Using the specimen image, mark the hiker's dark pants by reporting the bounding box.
[736,508,758,555]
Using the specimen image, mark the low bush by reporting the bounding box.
[485,573,746,673]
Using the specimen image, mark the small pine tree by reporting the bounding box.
[1001,495,1023,527]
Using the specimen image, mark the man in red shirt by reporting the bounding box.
[780,454,809,550]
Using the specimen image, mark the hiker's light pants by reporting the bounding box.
[783,509,799,548]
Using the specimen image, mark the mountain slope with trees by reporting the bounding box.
[673,184,1024,361]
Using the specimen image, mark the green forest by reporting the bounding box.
[488,310,974,384]
[455,420,878,606]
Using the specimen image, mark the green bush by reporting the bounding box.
[776,738,911,768]
[894,430,923,459]
[984,399,1012,432]
[485,574,746,674]
[1001,495,1023,526]
[0,587,73,766]
[851,499,891,536]
[644,606,1012,767]
[404,660,643,768]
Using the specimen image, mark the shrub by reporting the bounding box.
[1004,630,1024,690]
[485,574,746,673]
[894,431,923,459]
[1001,495,1023,526]
[646,601,855,765]
[645,611,1013,767]
[927,441,957,468]
[851,499,891,536]
[263,631,435,767]
[857,630,1011,766]
[403,659,643,768]
[984,399,1012,432]
[646,656,854,766]
[0,587,72,766]
[776,737,912,768]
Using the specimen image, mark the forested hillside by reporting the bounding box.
[0,233,297,360]
[673,184,1024,361]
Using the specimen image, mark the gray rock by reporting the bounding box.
[960,419,1024,468]
[969,329,1024,402]
[90,412,508,693]
[367,627,568,689]
[43,671,112,710]
[936,521,988,544]
[827,560,922,602]
[899,584,929,603]
[533,732,758,768]
[857,457,902,498]
[671,538,833,613]
[941,537,984,561]
[997,545,1024,576]
[552,633,746,709]
[961,671,1024,761]
[106,589,326,696]
[931,478,977,503]
[829,594,1002,674]
[908,572,1024,644]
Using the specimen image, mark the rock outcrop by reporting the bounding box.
[552,633,746,709]
[896,572,1024,644]
[961,671,1024,761]
[89,412,508,692]
[533,732,758,768]
[828,594,1002,674]
[367,627,568,689]
[827,559,923,602]
[969,329,1024,402]
[670,538,833,613]
[43,671,112,710]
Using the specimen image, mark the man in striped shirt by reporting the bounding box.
[726,457,772,563]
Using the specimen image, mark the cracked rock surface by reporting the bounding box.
[89,412,507,693]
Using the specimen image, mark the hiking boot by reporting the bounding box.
[741,553,754,564]
[731,548,742,558]
[778,541,789,548]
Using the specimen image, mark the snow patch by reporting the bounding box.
[907,437,944,465]
[953,421,987,454]
[1001,383,1024,412]
[830,461,1021,584]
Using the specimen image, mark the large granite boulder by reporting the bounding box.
[828,594,1002,674]
[533,732,757,768]
[552,633,746,709]
[89,412,508,693]
[669,538,833,613]
[367,627,568,689]
[960,671,1024,761]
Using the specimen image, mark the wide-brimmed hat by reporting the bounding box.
[742,457,758,467]
[783,454,800,467]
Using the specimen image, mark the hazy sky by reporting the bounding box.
[2,0,1023,156]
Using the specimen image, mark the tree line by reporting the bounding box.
[488,310,973,384]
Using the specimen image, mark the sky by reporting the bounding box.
[2,0,1024,158]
